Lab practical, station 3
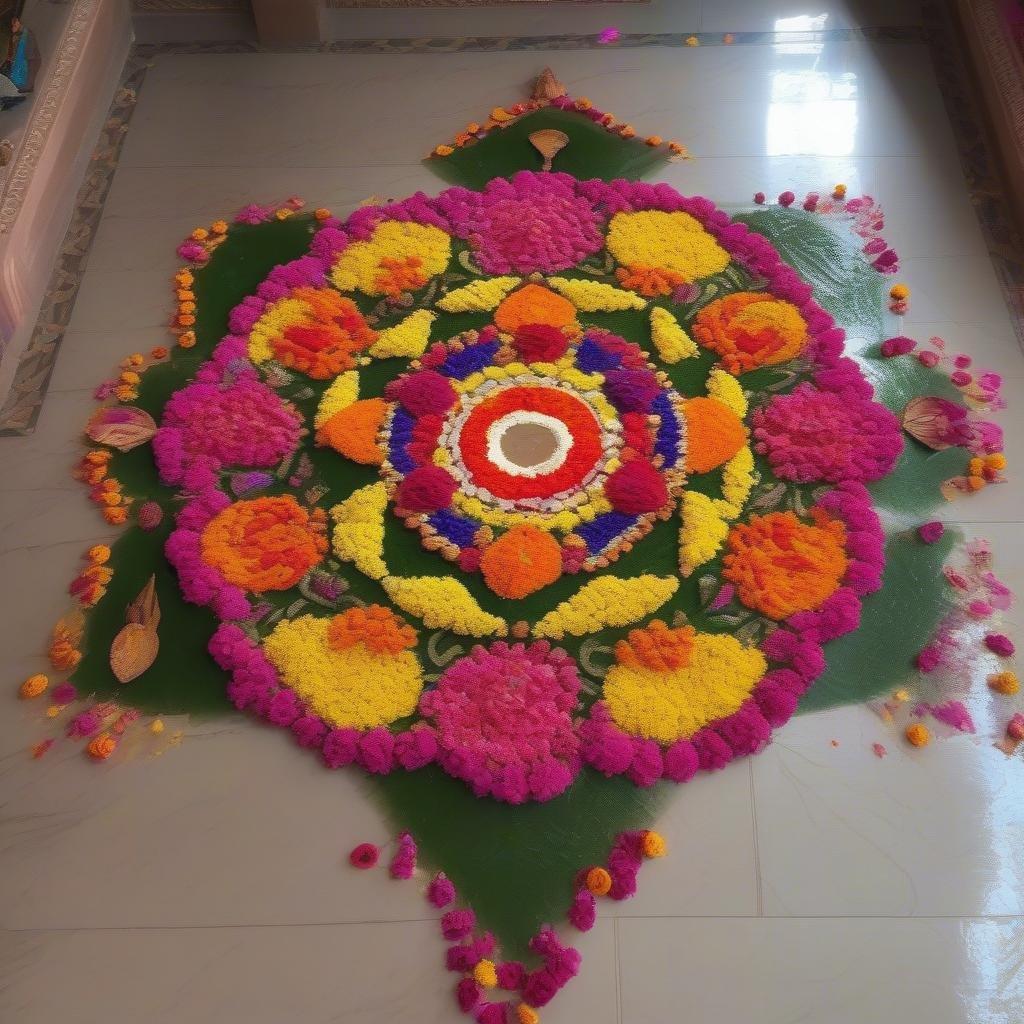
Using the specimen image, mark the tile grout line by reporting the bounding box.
[6,913,1024,934]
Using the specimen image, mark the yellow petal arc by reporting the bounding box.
[545,277,647,312]
[533,575,680,640]
[706,366,748,418]
[649,306,699,363]
[381,576,508,637]
[679,491,731,577]
[330,483,389,581]
[436,277,522,312]
[368,310,436,359]
[314,370,360,431]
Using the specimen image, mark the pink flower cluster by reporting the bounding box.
[419,640,582,804]
[435,172,605,275]
[752,383,903,483]
[154,376,302,491]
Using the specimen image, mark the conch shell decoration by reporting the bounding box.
[529,128,570,172]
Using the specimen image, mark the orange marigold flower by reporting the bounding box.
[615,264,687,297]
[317,398,388,465]
[87,733,117,760]
[178,301,197,315]
[200,496,327,592]
[373,256,427,298]
[177,313,196,327]
[104,507,129,525]
[270,288,376,379]
[49,639,81,672]
[327,605,418,655]
[174,269,194,287]
[614,621,695,672]
[176,289,196,302]
[151,346,169,359]
[87,544,111,564]
[479,524,563,599]
[683,397,747,473]
[85,450,112,465]
[645,135,663,147]
[433,145,454,157]
[619,125,636,138]
[314,208,332,220]
[178,331,197,348]
[191,228,209,241]
[693,292,808,374]
[275,208,294,221]
[723,509,847,620]
[585,867,612,895]
[210,220,229,234]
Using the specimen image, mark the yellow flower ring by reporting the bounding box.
[165,174,898,799]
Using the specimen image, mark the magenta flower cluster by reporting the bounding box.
[419,640,582,804]
[752,383,903,484]
[154,376,302,491]
[435,171,605,275]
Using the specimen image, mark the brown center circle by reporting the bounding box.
[499,422,561,470]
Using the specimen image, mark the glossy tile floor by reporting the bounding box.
[3,4,1024,1022]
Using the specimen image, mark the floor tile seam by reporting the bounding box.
[5,912,1024,936]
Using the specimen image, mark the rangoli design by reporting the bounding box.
[16,73,1018,1023]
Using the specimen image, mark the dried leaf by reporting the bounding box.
[125,575,160,629]
[85,406,157,452]
[110,623,158,683]
[901,395,972,451]
[110,577,160,683]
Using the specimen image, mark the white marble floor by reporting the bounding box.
[2,5,1024,1023]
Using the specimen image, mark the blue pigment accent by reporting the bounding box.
[388,407,418,473]
[576,336,622,373]
[441,340,500,379]
[428,509,480,548]
[577,511,637,553]
[652,392,682,465]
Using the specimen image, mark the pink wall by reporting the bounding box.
[0,0,132,381]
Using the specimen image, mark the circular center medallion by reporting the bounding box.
[489,413,570,476]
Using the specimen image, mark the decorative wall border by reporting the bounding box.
[0,0,100,230]
[1,19,1020,434]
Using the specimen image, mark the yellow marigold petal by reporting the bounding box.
[649,306,699,363]
[679,491,731,577]
[606,211,731,282]
[721,445,756,512]
[330,483,389,581]
[368,310,436,359]
[605,632,767,742]
[436,277,522,312]
[533,575,679,640]
[545,277,647,312]
[314,370,360,431]
[262,615,423,729]
[381,576,507,637]
[706,366,748,418]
